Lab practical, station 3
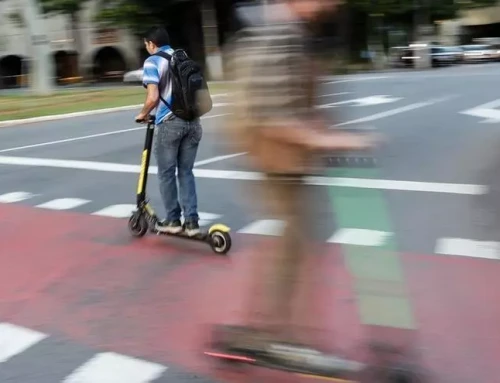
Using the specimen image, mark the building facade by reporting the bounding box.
[0,0,141,88]
[438,1,500,46]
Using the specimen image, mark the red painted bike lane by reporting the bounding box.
[0,203,499,382]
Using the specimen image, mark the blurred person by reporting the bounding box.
[135,26,202,236]
[216,0,378,354]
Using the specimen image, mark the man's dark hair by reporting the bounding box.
[143,26,170,47]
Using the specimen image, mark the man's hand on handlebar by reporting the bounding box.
[134,113,155,124]
[310,130,383,152]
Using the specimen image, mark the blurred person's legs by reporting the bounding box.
[227,175,310,347]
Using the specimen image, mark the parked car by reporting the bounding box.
[431,46,458,67]
[123,68,143,84]
[461,44,495,63]
[400,47,416,68]
[399,45,461,68]
[442,46,464,64]
[488,43,500,61]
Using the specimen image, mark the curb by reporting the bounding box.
[0,94,230,128]
[0,105,143,128]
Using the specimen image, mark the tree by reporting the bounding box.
[95,0,225,78]
[37,0,89,75]
[347,0,499,23]
[95,0,162,36]
[20,0,55,94]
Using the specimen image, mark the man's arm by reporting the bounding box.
[139,83,159,116]
[259,121,375,151]
[138,58,161,117]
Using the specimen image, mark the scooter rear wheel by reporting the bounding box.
[128,213,148,237]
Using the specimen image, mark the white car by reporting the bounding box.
[123,68,143,83]
[461,45,495,62]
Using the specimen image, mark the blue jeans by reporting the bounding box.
[154,115,202,223]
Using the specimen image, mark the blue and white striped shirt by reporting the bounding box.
[142,45,175,125]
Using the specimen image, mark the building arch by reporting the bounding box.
[0,55,25,88]
[92,46,127,81]
[52,50,79,84]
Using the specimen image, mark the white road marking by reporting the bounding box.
[435,238,500,260]
[328,228,392,246]
[0,155,487,195]
[199,212,222,226]
[321,69,499,82]
[306,175,485,194]
[36,198,90,210]
[318,95,401,108]
[238,219,285,235]
[92,204,136,218]
[0,323,48,363]
[460,98,500,123]
[0,114,230,154]
[325,76,391,84]
[92,205,221,225]
[0,191,35,203]
[335,96,455,126]
[317,92,350,98]
[0,127,145,154]
[62,352,167,383]
[194,152,247,167]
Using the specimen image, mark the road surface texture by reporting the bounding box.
[1,63,500,382]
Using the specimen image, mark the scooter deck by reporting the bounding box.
[205,349,359,381]
[149,227,209,241]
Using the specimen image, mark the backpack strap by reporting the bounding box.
[153,51,171,60]
[151,51,173,111]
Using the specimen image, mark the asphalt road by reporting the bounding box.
[2,63,500,382]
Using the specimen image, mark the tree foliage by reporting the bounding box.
[95,0,161,35]
[347,0,499,20]
[94,0,192,35]
[37,0,87,16]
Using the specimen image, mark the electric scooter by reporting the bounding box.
[127,115,232,255]
[204,136,423,382]
[205,329,422,382]
[204,324,364,381]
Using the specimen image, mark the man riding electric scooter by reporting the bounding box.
[135,26,206,237]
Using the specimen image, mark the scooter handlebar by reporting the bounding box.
[135,115,156,125]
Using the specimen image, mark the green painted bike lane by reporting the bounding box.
[328,168,415,330]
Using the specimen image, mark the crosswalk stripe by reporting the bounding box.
[238,219,285,235]
[91,206,221,224]
[435,238,500,259]
[199,212,221,226]
[92,204,136,218]
[0,323,48,363]
[5,189,500,260]
[62,352,167,383]
[0,191,35,203]
[328,228,392,246]
[35,198,90,210]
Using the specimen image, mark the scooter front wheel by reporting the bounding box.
[209,230,232,255]
[128,213,148,237]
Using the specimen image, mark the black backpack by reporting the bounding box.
[154,49,213,121]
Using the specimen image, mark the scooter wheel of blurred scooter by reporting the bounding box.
[384,362,425,383]
[128,213,148,237]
